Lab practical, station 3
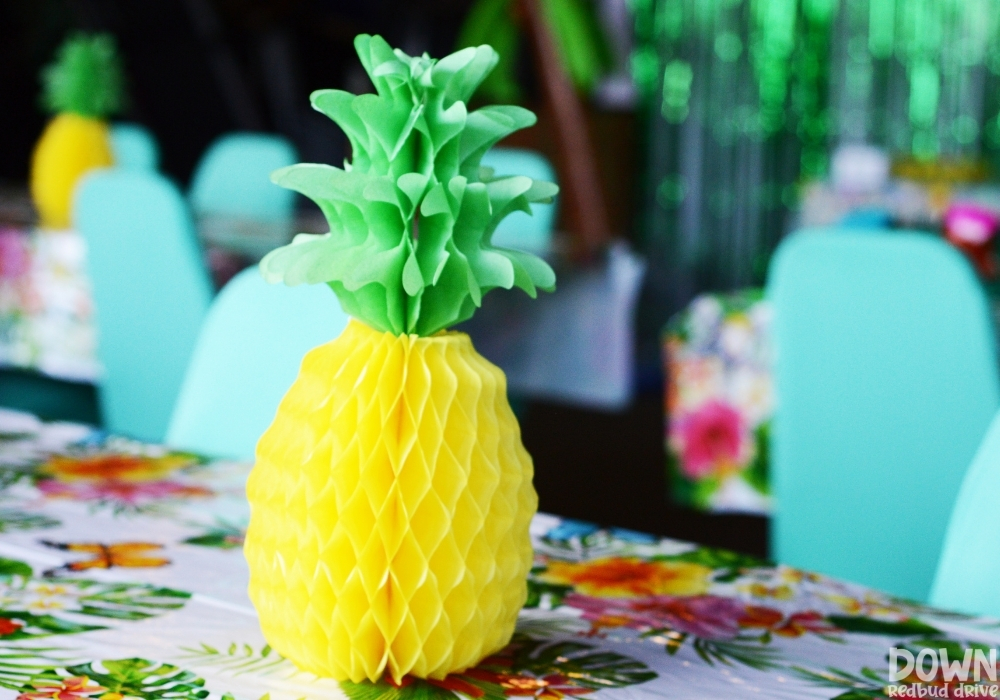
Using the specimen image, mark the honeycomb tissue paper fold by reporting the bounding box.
[245,319,537,682]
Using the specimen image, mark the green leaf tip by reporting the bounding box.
[41,32,126,119]
[261,34,557,337]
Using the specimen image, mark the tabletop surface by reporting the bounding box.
[0,408,996,700]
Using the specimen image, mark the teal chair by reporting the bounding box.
[768,229,1000,601]
[189,133,297,222]
[931,410,1000,616]
[75,170,213,442]
[480,148,557,254]
[110,123,160,171]
[165,268,349,461]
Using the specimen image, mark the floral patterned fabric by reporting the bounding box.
[0,407,998,699]
[664,290,773,514]
[0,228,98,382]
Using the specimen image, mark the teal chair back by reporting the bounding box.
[768,229,1000,601]
[931,410,1000,616]
[165,268,349,461]
[110,123,160,171]
[189,133,297,222]
[480,148,557,254]
[75,170,213,442]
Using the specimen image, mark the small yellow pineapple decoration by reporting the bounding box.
[31,33,124,229]
[244,35,557,683]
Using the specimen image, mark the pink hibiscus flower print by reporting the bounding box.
[38,479,212,507]
[35,452,212,509]
[565,593,749,639]
[0,229,30,280]
[566,592,842,643]
[671,400,752,479]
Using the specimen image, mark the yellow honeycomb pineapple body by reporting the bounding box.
[31,114,113,229]
[245,320,537,681]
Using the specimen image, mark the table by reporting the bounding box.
[0,228,98,382]
[664,284,1000,517]
[0,213,319,384]
[664,290,773,515]
[0,408,997,699]
[0,223,256,384]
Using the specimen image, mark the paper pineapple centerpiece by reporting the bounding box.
[31,33,124,230]
[244,35,557,682]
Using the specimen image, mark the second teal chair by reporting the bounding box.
[110,123,160,171]
[165,268,349,461]
[189,133,297,222]
[931,410,1000,616]
[768,229,1000,602]
[480,148,557,255]
[75,170,214,442]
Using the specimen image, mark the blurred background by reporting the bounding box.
[5,0,1000,558]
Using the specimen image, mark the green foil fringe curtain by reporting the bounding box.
[631,0,1000,300]
[830,0,1000,159]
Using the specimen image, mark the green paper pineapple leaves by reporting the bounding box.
[42,33,125,119]
[261,34,557,337]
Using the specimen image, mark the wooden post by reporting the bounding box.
[519,0,611,257]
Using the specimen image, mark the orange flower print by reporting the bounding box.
[36,453,211,508]
[41,454,195,484]
[539,557,712,597]
[465,670,593,700]
[739,608,840,638]
[738,605,784,629]
[17,676,105,700]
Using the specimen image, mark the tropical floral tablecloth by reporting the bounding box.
[0,407,996,700]
[664,291,773,515]
[0,228,99,382]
